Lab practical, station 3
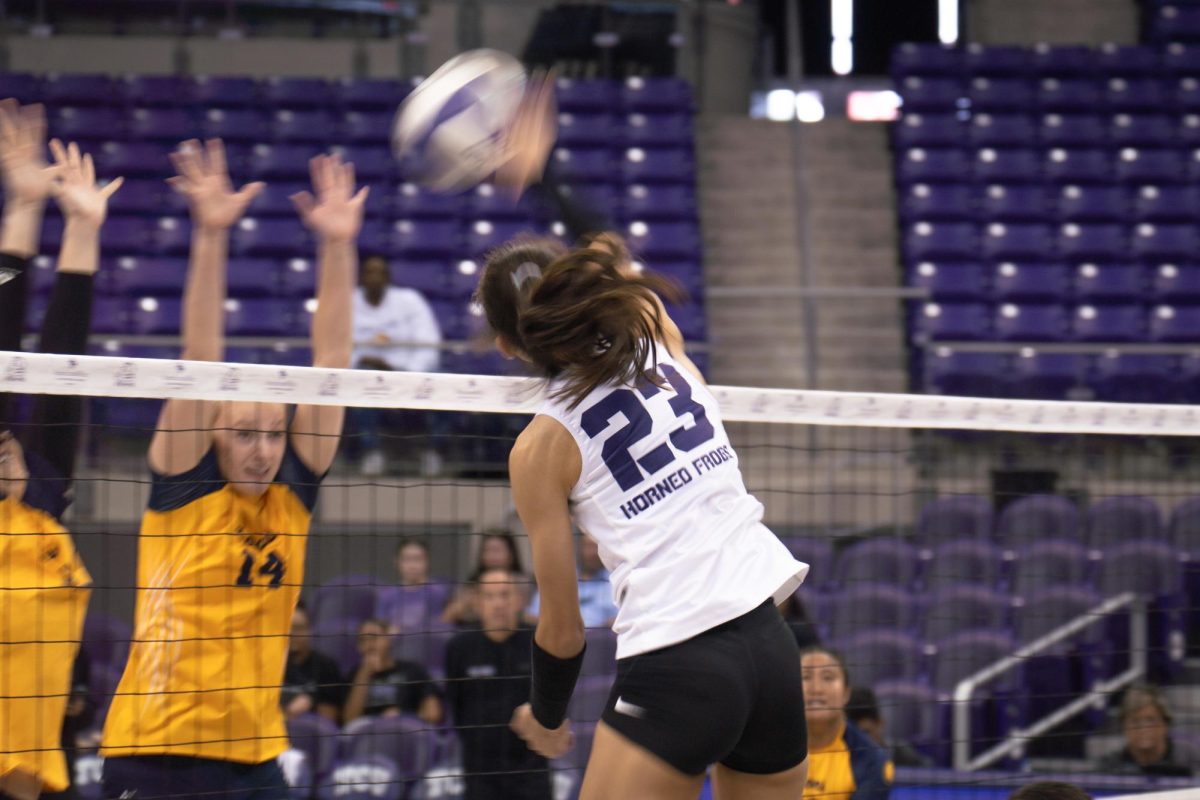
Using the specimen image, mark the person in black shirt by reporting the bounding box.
[282,605,344,724]
[344,618,442,725]
[444,569,551,800]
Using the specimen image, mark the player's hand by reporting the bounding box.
[291,153,369,243]
[0,431,30,502]
[49,139,123,230]
[495,70,557,201]
[169,139,263,232]
[510,702,573,759]
[0,99,61,208]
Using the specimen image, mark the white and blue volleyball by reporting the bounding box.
[392,49,527,192]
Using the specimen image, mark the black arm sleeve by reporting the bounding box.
[0,252,31,428]
[28,271,94,482]
[532,161,611,244]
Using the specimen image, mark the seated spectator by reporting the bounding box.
[350,254,442,476]
[1009,783,1092,800]
[802,647,893,800]
[527,533,617,628]
[282,605,344,723]
[780,591,820,650]
[441,529,526,627]
[377,538,448,634]
[1097,684,1198,777]
[344,619,442,725]
[846,686,932,768]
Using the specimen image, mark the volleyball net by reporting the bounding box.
[2,349,1199,799]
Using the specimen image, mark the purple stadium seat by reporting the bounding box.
[1032,45,1096,78]
[1040,114,1106,148]
[1057,185,1127,222]
[232,218,311,258]
[249,181,308,217]
[148,216,191,256]
[1037,78,1104,112]
[896,148,971,184]
[1183,114,1200,148]
[625,112,693,147]
[1110,114,1175,147]
[1071,304,1146,342]
[0,73,42,104]
[1105,78,1171,112]
[286,713,339,785]
[894,113,966,149]
[921,586,1010,642]
[556,78,619,112]
[913,302,990,341]
[904,222,978,261]
[224,298,294,336]
[391,260,452,299]
[965,45,1032,77]
[392,629,457,678]
[391,183,460,219]
[106,256,187,296]
[973,148,1042,184]
[50,107,124,142]
[43,73,117,106]
[981,223,1054,260]
[898,76,965,111]
[331,145,392,182]
[569,675,615,724]
[247,143,322,180]
[278,257,317,298]
[1013,585,1102,643]
[923,350,1010,396]
[465,219,531,257]
[82,613,132,670]
[622,147,693,184]
[1087,496,1165,551]
[1073,263,1144,303]
[271,109,338,144]
[902,184,976,222]
[127,296,180,335]
[106,179,165,216]
[23,256,56,295]
[310,584,377,632]
[1011,351,1088,399]
[1175,77,1200,111]
[993,303,1069,342]
[777,537,834,587]
[341,110,392,145]
[829,585,916,640]
[1097,45,1163,77]
[835,539,920,588]
[1135,185,1200,221]
[921,539,1005,590]
[622,184,696,221]
[980,185,1051,222]
[1153,262,1200,302]
[92,141,172,179]
[1117,148,1188,184]
[909,262,989,302]
[1135,223,1200,260]
[1092,353,1175,402]
[1011,540,1092,600]
[102,217,152,254]
[932,629,1018,692]
[317,755,403,800]
[119,74,194,107]
[390,219,462,257]
[645,261,702,297]
[1057,223,1128,261]
[1150,304,1200,341]
[262,76,334,110]
[557,111,621,147]
[969,77,1035,111]
[1169,498,1200,554]
[969,113,1037,148]
[837,630,925,687]
[334,77,411,111]
[340,713,439,784]
[996,494,1081,546]
[200,108,270,142]
[664,302,705,340]
[1044,148,1113,184]
[193,75,258,107]
[127,107,195,142]
[620,77,691,111]
[874,680,940,751]
[462,184,536,222]
[625,221,700,259]
[893,43,965,78]
[1165,42,1200,76]
[991,263,1070,302]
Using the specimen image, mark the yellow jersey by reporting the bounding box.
[805,719,894,800]
[101,447,321,764]
[0,495,91,793]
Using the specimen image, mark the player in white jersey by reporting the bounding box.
[474,91,811,795]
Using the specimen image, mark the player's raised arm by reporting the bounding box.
[288,153,367,474]
[149,139,263,476]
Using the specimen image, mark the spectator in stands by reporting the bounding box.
[526,533,617,628]
[801,646,893,800]
[42,651,95,800]
[1008,783,1092,800]
[1096,684,1198,777]
[441,529,526,627]
[343,618,442,725]
[780,591,820,650]
[378,538,448,634]
[445,569,550,800]
[846,686,932,768]
[351,254,442,476]
[282,605,344,724]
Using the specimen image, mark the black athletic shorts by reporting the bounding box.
[102,755,289,800]
[599,598,807,776]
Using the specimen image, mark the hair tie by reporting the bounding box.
[511,261,542,290]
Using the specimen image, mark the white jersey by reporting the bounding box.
[536,348,809,658]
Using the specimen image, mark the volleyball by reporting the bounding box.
[391,48,527,192]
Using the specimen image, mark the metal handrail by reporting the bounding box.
[952,591,1147,772]
[922,340,1200,355]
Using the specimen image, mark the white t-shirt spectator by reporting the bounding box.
[352,286,441,373]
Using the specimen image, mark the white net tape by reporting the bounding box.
[3,350,1200,435]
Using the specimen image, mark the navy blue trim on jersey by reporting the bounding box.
[148,446,323,513]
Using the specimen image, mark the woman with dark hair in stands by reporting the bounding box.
[441,527,526,627]
[0,102,123,800]
[472,76,811,800]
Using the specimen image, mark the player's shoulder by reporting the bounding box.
[511,415,576,465]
